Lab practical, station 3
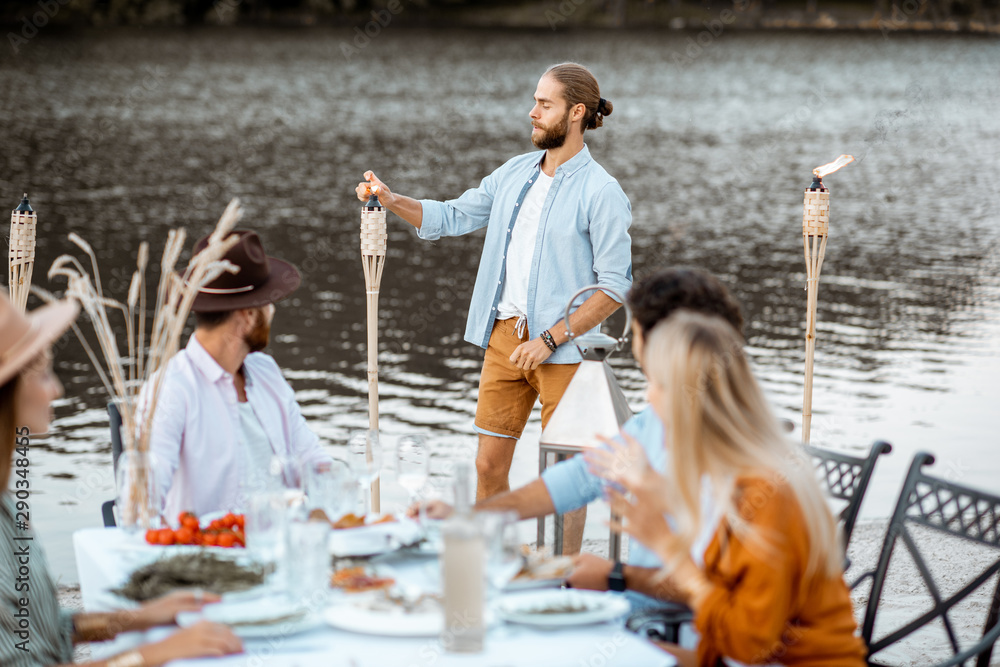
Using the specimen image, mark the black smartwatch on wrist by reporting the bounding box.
[607,560,626,592]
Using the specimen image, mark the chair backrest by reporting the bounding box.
[108,401,123,474]
[804,440,892,548]
[861,452,1000,666]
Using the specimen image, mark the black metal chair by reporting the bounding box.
[626,440,892,645]
[804,440,893,553]
[857,452,1000,666]
[100,401,124,527]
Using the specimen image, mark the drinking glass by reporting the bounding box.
[115,450,160,534]
[481,511,524,593]
[284,519,331,605]
[246,491,288,583]
[395,434,430,508]
[347,430,382,518]
[303,459,355,522]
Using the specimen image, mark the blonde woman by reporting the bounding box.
[0,294,243,667]
[586,312,865,667]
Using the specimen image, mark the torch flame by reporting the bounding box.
[372,186,380,195]
[813,155,855,178]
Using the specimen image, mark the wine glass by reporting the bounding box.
[396,434,430,508]
[347,430,382,519]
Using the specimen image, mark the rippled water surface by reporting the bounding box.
[2,28,998,582]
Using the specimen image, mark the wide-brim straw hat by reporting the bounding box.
[0,293,79,387]
[189,230,301,313]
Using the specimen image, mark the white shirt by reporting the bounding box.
[497,169,554,320]
[144,336,332,517]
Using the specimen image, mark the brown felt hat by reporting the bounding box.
[0,293,78,387]
[189,230,301,313]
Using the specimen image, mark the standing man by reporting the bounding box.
[356,62,632,549]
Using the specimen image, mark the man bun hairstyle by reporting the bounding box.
[545,62,612,132]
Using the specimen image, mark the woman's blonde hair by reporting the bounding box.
[644,311,842,578]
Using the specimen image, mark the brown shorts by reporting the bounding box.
[474,317,580,439]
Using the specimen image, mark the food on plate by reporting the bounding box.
[112,552,265,602]
[525,601,591,615]
[144,511,245,548]
[330,566,396,593]
[330,512,397,530]
[512,553,575,582]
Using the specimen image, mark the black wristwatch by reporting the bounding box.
[607,560,626,592]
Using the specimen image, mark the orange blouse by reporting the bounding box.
[694,476,867,667]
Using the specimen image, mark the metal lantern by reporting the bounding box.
[538,285,633,558]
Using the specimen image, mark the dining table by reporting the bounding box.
[73,526,676,667]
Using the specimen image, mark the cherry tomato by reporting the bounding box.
[235,515,245,529]
[217,532,235,548]
[181,515,200,531]
[175,527,195,545]
[202,532,218,547]
[145,529,158,544]
[232,532,245,548]
[157,529,176,546]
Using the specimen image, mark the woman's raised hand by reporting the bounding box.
[584,431,655,494]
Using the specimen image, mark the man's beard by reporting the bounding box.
[531,109,571,150]
[245,309,271,352]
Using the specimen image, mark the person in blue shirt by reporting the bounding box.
[356,62,632,550]
[411,268,745,609]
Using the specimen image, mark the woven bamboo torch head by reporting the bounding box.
[9,193,38,313]
[802,176,830,239]
[802,155,855,238]
[361,186,387,258]
[10,193,37,254]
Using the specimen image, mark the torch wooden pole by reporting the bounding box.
[361,190,387,514]
[800,155,853,444]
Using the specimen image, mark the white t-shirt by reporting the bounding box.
[497,170,554,320]
[237,401,276,496]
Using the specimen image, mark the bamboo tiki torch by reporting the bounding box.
[361,186,387,513]
[9,194,37,314]
[802,155,854,444]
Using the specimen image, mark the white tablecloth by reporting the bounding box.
[73,528,675,667]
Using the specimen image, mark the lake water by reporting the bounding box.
[1,27,998,583]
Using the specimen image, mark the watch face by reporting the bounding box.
[608,563,626,592]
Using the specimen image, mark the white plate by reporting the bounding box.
[323,596,494,637]
[495,590,631,628]
[178,596,321,639]
[328,517,422,557]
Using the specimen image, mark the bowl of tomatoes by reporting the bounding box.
[145,512,246,549]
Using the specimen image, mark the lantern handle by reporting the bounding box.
[562,285,631,351]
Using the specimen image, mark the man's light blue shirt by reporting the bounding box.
[417,144,632,364]
[541,405,665,571]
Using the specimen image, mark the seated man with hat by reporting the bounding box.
[147,230,332,518]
